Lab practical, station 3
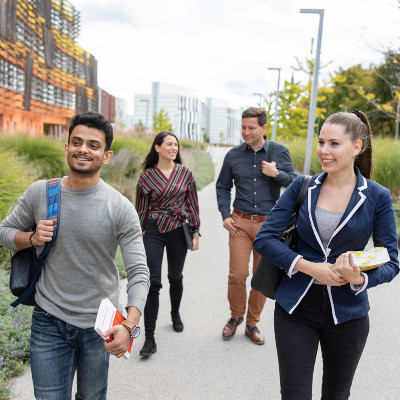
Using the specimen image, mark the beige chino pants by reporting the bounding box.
[227,213,267,326]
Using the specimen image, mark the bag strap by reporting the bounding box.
[11,179,61,307]
[267,141,276,195]
[294,175,312,215]
[267,141,274,163]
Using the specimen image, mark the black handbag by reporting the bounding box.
[9,178,61,307]
[251,175,312,299]
[182,222,194,250]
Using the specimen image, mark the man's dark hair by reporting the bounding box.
[242,107,267,127]
[68,112,114,151]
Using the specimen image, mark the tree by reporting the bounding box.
[324,65,374,117]
[357,49,400,135]
[152,109,173,132]
[274,76,309,140]
[266,51,331,141]
[114,106,126,130]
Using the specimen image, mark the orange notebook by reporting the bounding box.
[94,298,133,359]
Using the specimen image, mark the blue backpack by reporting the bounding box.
[10,178,61,307]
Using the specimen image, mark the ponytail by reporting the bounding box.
[352,110,373,179]
[324,110,373,179]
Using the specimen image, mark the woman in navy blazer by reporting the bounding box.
[254,110,399,400]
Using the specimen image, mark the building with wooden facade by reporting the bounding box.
[0,0,113,137]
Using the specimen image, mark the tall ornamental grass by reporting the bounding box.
[285,138,321,175]
[372,139,400,199]
[0,150,37,221]
[181,147,214,190]
[0,135,66,179]
[111,135,152,157]
[286,137,400,198]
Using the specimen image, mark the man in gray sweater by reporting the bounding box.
[0,112,150,399]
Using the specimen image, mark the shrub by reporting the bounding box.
[0,272,32,399]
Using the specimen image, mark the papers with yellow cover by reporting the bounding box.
[351,247,390,272]
[94,298,133,359]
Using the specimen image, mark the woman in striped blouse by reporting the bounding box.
[136,131,200,357]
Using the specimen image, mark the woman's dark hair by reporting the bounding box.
[69,112,113,151]
[141,131,183,171]
[323,110,373,179]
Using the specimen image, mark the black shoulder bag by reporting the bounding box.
[251,175,312,299]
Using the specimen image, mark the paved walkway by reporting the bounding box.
[10,146,400,399]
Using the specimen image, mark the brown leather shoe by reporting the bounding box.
[245,325,265,345]
[222,317,244,340]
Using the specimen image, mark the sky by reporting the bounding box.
[75,0,400,113]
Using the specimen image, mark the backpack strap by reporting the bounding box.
[47,178,61,241]
[11,178,61,308]
[37,178,61,260]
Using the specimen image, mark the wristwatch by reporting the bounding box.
[121,320,141,339]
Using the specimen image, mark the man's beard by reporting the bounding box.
[67,155,102,175]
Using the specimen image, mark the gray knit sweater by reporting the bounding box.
[0,178,149,328]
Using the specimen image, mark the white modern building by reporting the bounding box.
[205,98,242,145]
[114,98,132,129]
[133,82,242,145]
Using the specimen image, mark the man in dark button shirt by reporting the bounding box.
[216,107,296,344]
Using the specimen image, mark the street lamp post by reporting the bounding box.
[268,67,281,142]
[300,8,324,175]
[339,104,348,112]
[140,99,149,129]
[396,98,400,142]
[393,86,400,141]
[253,92,263,108]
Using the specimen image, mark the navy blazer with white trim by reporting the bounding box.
[254,169,399,324]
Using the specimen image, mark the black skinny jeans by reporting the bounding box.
[143,219,188,337]
[274,284,369,400]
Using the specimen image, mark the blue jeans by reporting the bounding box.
[274,285,369,400]
[30,306,110,400]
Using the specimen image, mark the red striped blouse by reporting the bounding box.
[135,163,200,234]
